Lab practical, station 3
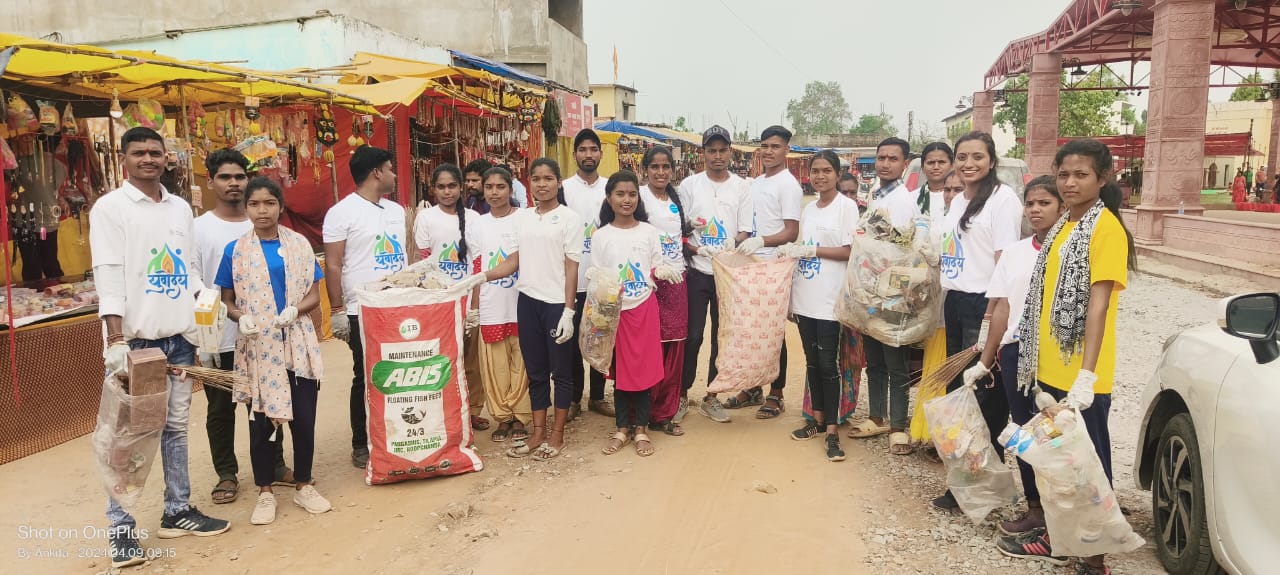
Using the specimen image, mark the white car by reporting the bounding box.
[1134,292,1280,575]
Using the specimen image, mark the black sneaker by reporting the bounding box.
[109,533,145,568]
[995,528,1069,566]
[931,490,960,511]
[825,434,846,462]
[157,506,230,539]
[352,447,370,468]
[790,421,822,441]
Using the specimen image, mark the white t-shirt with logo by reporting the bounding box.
[590,222,663,311]
[639,184,686,272]
[413,205,480,283]
[563,173,606,293]
[465,210,520,326]
[939,184,1023,294]
[510,205,583,305]
[749,169,803,257]
[986,236,1039,345]
[193,212,253,352]
[322,193,407,315]
[790,194,859,321]
[677,171,754,275]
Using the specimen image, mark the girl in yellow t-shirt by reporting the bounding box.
[998,140,1134,574]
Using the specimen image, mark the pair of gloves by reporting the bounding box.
[960,314,1097,412]
[696,235,770,258]
[775,242,817,260]
[238,306,302,338]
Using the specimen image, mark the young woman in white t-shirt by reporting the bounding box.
[412,164,488,432]
[465,167,531,444]
[931,131,1022,511]
[776,150,859,462]
[592,170,681,457]
[484,159,582,460]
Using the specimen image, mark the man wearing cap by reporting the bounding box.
[723,125,801,419]
[563,128,612,420]
[677,125,755,424]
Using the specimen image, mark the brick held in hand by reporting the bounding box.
[126,348,168,396]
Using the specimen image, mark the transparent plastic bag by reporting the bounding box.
[836,213,940,347]
[1000,403,1145,557]
[924,385,1019,524]
[91,376,168,511]
[579,270,622,374]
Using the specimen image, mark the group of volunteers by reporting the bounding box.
[90,120,1131,575]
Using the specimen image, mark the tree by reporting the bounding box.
[849,113,897,137]
[946,117,973,142]
[786,81,852,135]
[674,116,690,132]
[1120,106,1147,136]
[1230,72,1265,102]
[994,70,1126,157]
[910,121,944,151]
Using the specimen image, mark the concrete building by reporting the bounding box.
[589,84,638,122]
[942,107,1017,156]
[1,0,589,91]
[1203,100,1273,188]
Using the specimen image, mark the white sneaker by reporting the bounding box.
[250,493,276,525]
[293,484,332,514]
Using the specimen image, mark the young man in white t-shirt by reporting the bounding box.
[322,145,407,469]
[92,128,230,567]
[562,129,611,419]
[677,125,755,423]
[191,149,289,506]
[727,125,802,418]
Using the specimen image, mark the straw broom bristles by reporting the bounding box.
[169,365,244,394]
[916,346,980,398]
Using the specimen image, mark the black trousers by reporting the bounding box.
[796,316,840,424]
[205,351,285,481]
[682,269,719,393]
[248,372,319,487]
[348,315,367,451]
[17,230,63,281]
[518,293,574,411]
[572,292,607,403]
[945,290,1009,454]
[614,389,652,428]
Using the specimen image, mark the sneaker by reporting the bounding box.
[588,398,616,417]
[825,434,846,462]
[108,533,145,568]
[352,447,369,468]
[791,421,822,441]
[673,398,690,424]
[250,493,277,525]
[293,484,332,514]
[699,397,731,423]
[157,506,230,538]
[995,528,1069,566]
[567,402,582,422]
[999,508,1047,535]
[931,490,960,511]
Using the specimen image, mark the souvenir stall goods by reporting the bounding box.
[0,280,97,327]
[579,270,622,374]
[999,397,1145,557]
[924,384,1019,524]
[836,212,941,347]
[801,326,864,425]
[706,253,797,394]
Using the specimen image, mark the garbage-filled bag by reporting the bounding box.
[706,253,797,394]
[924,385,1019,524]
[1000,404,1145,557]
[579,269,622,374]
[92,376,168,511]
[836,212,940,347]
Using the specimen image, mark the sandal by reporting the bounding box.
[633,432,654,457]
[648,421,685,437]
[723,389,763,410]
[211,479,238,504]
[602,431,630,455]
[755,395,785,419]
[490,421,513,442]
[272,467,296,487]
[471,416,491,431]
[848,419,891,438]
[505,441,531,458]
[532,442,561,461]
[889,431,915,455]
[510,422,530,443]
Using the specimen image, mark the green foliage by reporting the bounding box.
[850,113,898,137]
[946,117,973,142]
[1230,71,1265,102]
[786,81,852,135]
[674,116,689,132]
[993,70,1125,141]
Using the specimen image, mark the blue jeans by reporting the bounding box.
[106,335,195,528]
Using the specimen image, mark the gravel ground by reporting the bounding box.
[851,272,1224,575]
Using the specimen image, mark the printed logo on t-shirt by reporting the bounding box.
[436,241,468,280]
[144,243,190,299]
[582,221,598,254]
[940,230,965,279]
[373,233,406,272]
[797,239,821,280]
[486,247,517,288]
[700,217,729,248]
[659,233,682,261]
[619,260,648,299]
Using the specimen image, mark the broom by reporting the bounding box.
[915,345,980,399]
[168,365,245,394]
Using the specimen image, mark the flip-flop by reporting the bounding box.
[510,423,530,443]
[532,442,561,461]
[848,420,891,438]
[633,432,654,457]
[491,421,512,442]
[889,431,915,455]
[505,441,531,458]
[602,431,630,455]
[211,479,238,504]
[648,421,685,437]
[271,467,296,487]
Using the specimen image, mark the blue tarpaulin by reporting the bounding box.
[593,120,671,141]
[856,157,875,164]
[448,49,547,86]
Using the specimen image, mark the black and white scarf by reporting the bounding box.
[1016,199,1106,394]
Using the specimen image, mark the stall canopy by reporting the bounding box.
[648,127,703,147]
[594,120,670,141]
[449,49,547,87]
[339,52,544,117]
[1014,132,1264,160]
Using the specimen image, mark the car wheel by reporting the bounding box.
[1153,413,1223,575]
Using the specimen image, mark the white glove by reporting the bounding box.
[735,235,765,255]
[722,236,737,251]
[777,242,816,259]
[330,311,351,342]
[273,306,299,327]
[239,315,261,338]
[974,318,991,352]
[696,245,720,258]
[553,307,576,344]
[1064,369,1098,410]
[653,265,683,284]
[103,342,130,376]
[465,308,480,333]
[457,272,487,292]
[963,360,992,387]
[585,267,605,282]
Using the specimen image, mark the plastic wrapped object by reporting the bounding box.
[356,281,483,485]
[37,100,60,135]
[91,376,168,511]
[706,253,797,393]
[836,212,941,347]
[6,94,38,134]
[579,270,622,374]
[1000,401,1145,557]
[123,99,165,131]
[924,385,1019,524]
[61,103,78,134]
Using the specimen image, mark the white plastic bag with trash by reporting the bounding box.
[836,212,941,347]
[706,253,797,393]
[1000,396,1145,557]
[579,269,622,374]
[924,385,1019,524]
[91,376,167,510]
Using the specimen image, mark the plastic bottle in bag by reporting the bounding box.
[924,385,1019,524]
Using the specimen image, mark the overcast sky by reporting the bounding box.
[581,1,1128,137]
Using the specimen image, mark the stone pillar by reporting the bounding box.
[972,91,994,134]
[1135,0,1214,244]
[1025,53,1062,177]
[1268,98,1280,191]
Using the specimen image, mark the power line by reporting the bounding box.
[715,0,806,77]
